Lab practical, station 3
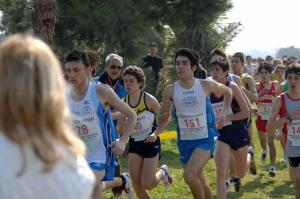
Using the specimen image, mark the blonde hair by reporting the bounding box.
[0,34,85,173]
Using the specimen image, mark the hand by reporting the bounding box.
[144,133,158,143]
[109,139,126,156]
[216,114,225,129]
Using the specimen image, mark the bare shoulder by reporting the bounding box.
[164,83,175,95]
[232,74,241,85]
[245,75,255,83]
[200,78,215,86]
[145,92,158,104]
[95,83,114,99]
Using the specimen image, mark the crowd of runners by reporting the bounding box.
[1,34,300,199]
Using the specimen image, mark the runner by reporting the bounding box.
[64,49,137,199]
[118,65,172,199]
[212,50,257,176]
[158,48,232,199]
[255,62,279,177]
[231,52,258,175]
[210,60,250,197]
[275,64,288,151]
[266,62,300,199]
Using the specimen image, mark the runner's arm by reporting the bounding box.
[266,96,287,132]
[202,79,232,116]
[242,76,258,102]
[96,85,137,155]
[226,83,248,121]
[234,75,253,111]
[157,85,174,131]
[146,94,168,136]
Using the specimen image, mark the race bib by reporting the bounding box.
[258,103,272,120]
[212,101,233,127]
[131,113,153,141]
[288,120,300,146]
[72,115,102,150]
[177,112,208,140]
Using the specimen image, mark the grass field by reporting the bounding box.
[104,119,295,199]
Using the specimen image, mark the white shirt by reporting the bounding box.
[0,133,95,199]
[67,82,107,164]
[173,78,208,140]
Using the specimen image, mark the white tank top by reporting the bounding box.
[67,83,106,164]
[173,78,208,140]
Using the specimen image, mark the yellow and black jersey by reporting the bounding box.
[124,92,157,141]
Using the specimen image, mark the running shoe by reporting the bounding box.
[225,179,230,192]
[248,148,257,175]
[233,177,241,192]
[260,153,267,164]
[160,164,173,188]
[269,166,276,177]
[121,173,133,199]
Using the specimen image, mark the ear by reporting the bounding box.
[192,65,197,72]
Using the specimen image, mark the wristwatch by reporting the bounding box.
[286,114,292,123]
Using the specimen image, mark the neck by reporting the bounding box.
[288,89,300,98]
[128,90,142,105]
[278,78,284,84]
[129,89,142,98]
[73,81,89,97]
[234,70,242,76]
[106,73,118,85]
[219,77,227,85]
[261,79,270,85]
[179,77,195,89]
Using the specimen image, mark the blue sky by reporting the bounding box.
[225,0,300,57]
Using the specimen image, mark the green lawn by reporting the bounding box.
[104,120,295,198]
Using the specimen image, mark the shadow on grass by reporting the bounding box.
[228,175,294,198]
[269,180,294,198]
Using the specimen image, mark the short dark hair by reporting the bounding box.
[175,48,200,67]
[285,62,300,78]
[123,65,145,89]
[258,62,272,74]
[232,52,245,63]
[64,49,91,67]
[149,42,157,48]
[265,55,273,60]
[211,60,230,72]
[211,48,227,58]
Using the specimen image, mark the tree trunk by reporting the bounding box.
[32,0,56,45]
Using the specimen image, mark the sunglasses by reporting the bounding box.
[110,65,122,70]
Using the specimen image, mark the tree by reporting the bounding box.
[0,0,240,67]
[32,0,56,45]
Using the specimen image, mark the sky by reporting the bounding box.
[225,0,300,57]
